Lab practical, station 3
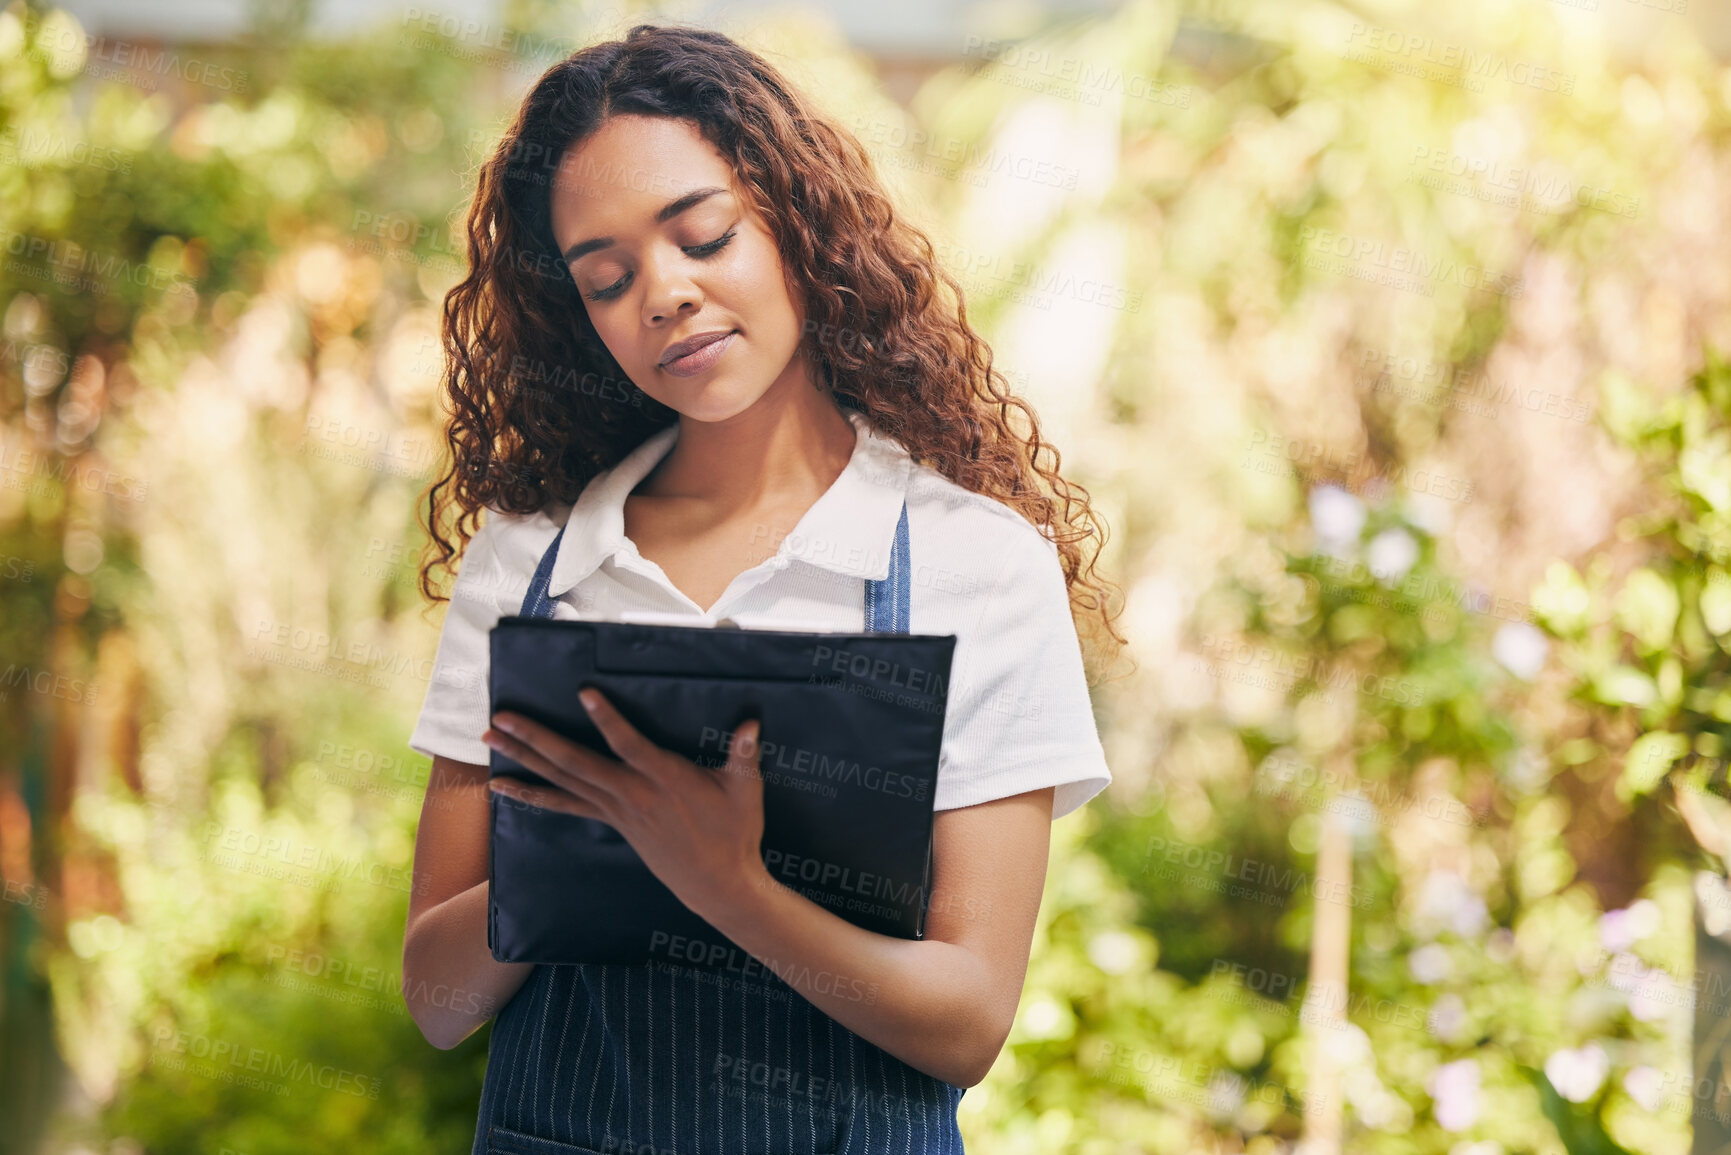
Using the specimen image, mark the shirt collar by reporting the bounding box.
[545,409,913,599]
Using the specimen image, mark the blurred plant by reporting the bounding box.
[942,0,1722,1144]
[1533,353,1731,854]
[0,0,513,1149]
[4,0,1731,1152]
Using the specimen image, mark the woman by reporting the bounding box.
[403,21,1123,1155]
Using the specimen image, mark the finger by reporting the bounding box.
[578,688,666,773]
[491,712,610,775]
[721,719,765,788]
[489,717,631,806]
[490,778,600,822]
[491,775,602,814]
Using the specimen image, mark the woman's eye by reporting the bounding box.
[685,229,736,258]
[584,275,627,303]
[579,230,736,303]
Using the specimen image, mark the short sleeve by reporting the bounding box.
[407,510,523,767]
[933,527,1112,821]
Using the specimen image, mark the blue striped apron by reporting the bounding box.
[472,499,967,1155]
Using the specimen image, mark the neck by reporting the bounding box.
[635,370,858,513]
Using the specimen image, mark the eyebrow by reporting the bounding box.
[560,186,730,264]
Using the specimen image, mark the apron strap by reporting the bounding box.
[519,523,566,619]
[862,498,911,634]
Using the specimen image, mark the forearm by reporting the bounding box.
[697,865,999,1088]
[402,880,535,1049]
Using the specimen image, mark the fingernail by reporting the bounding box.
[494,716,517,734]
[579,690,598,711]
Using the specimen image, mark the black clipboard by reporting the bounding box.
[486,615,956,967]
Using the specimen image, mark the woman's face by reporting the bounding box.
[548,114,811,422]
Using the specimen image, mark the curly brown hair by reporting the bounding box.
[418,21,1126,673]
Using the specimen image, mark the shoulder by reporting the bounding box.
[450,499,571,602]
[464,499,570,562]
[903,461,1063,586]
[854,410,1058,572]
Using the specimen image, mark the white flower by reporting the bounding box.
[1502,745,1550,795]
[1310,484,1366,554]
[1428,993,1469,1042]
[1545,1043,1609,1102]
[1404,492,1452,536]
[1427,1058,1481,1131]
[1410,942,1454,984]
[1453,893,1490,937]
[1493,621,1549,680]
[1626,898,1662,939]
[1206,1070,1247,1118]
[1367,527,1420,584]
[1623,1064,1667,1112]
[1598,909,1636,953]
[1628,964,1683,1023]
[1320,1020,1373,1067]
[1417,870,1491,938]
[1599,899,1659,953]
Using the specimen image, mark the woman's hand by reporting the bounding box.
[482,688,770,922]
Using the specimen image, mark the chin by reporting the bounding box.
[649,376,773,423]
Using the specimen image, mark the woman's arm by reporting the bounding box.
[705,784,1055,1089]
[402,755,536,1049]
[482,696,1058,1087]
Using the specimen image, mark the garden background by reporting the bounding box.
[4,0,1731,1151]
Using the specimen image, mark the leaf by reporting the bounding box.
[1593,666,1657,708]
[1594,368,1655,446]
[1680,437,1731,512]
[1673,779,1731,858]
[1618,731,1690,803]
[1703,567,1731,635]
[1612,567,1679,652]
[1532,560,1593,636]
[1519,1064,1638,1155]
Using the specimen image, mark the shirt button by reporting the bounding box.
[715,617,741,629]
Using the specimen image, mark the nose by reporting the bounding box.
[640,246,702,325]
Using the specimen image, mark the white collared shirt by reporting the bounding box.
[408,409,1111,820]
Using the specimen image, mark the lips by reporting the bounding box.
[659,329,735,368]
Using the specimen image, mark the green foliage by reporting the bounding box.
[0,1,524,1149]
[3,0,1729,1153]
